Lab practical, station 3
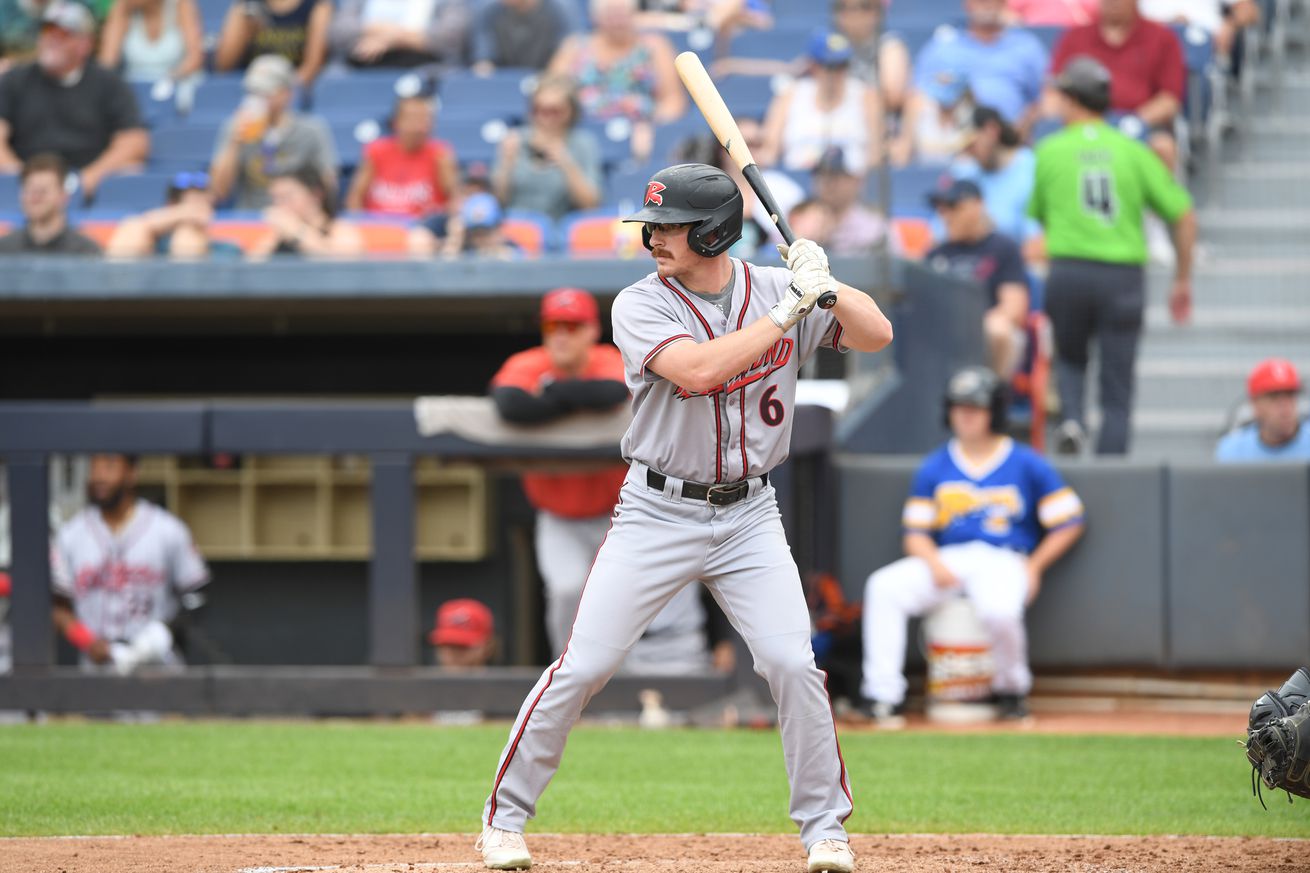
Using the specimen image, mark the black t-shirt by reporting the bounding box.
[925,230,1027,308]
[0,62,143,168]
[0,225,102,255]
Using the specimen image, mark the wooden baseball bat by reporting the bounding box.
[673,51,837,309]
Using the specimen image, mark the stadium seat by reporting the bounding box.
[93,173,176,211]
[666,27,718,63]
[130,81,177,128]
[197,0,228,39]
[886,0,960,30]
[890,216,934,259]
[726,26,814,62]
[185,74,246,124]
[435,119,506,168]
[438,69,536,122]
[648,117,710,165]
[714,75,779,121]
[312,70,407,117]
[603,160,662,207]
[149,125,220,172]
[576,118,641,167]
[0,175,18,211]
[886,164,948,218]
[559,208,643,257]
[1028,25,1066,55]
[502,209,553,256]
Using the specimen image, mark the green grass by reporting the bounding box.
[1,721,1306,838]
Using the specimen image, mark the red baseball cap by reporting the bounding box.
[428,599,493,647]
[1248,358,1302,398]
[541,288,599,325]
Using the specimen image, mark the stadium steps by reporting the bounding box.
[1127,52,1310,461]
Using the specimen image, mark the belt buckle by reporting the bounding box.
[705,481,747,507]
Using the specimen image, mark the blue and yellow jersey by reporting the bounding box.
[902,438,1084,554]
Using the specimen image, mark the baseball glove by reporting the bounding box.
[1245,668,1310,807]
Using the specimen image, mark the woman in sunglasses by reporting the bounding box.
[490,74,602,222]
[106,171,244,260]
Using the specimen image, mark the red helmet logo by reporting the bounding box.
[644,181,666,207]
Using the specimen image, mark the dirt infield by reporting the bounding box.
[4,832,1308,873]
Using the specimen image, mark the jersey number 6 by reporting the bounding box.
[760,385,785,427]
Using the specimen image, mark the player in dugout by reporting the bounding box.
[50,453,210,675]
[476,163,891,873]
[859,367,1085,725]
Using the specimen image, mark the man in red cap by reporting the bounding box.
[490,289,719,672]
[1216,359,1310,462]
[429,598,496,670]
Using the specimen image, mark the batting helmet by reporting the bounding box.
[622,163,743,258]
[1054,55,1112,114]
[943,366,1008,434]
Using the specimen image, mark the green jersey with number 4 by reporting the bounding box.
[1028,120,1192,264]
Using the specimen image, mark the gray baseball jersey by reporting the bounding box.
[51,500,209,643]
[611,258,845,483]
[483,254,855,855]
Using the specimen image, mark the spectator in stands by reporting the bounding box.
[490,288,722,674]
[924,179,1029,377]
[546,0,685,158]
[1139,0,1259,60]
[344,85,459,219]
[429,598,496,669]
[788,198,835,248]
[97,0,204,85]
[215,0,333,88]
[1216,359,1310,462]
[832,0,911,115]
[758,30,883,173]
[248,166,365,258]
[1029,56,1194,456]
[106,171,245,260]
[1006,0,1096,26]
[812,145,892,256]
[895,0,1048,168]
[889,67,974,166]
[0,153,102,255]
[0,1,149,198]
[1050,0,1186,169]
[51,453,210,676]
[859,366,1085,725]
[470,0,579,75]
[440,191,520,258]
[949,105,1040,252]
[0,0,54,71]
[209,54,338,210]
[491,74,601,222]
[330,0,469,69]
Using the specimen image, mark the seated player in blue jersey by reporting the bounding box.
[1215,358,1310,463]
[858,366,1085,724]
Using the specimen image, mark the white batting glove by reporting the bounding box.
[776,238,829,274]
[769,260,832,329]
[108,642,139,676]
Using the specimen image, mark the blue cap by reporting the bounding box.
[927,177,982,207]
[923,71,968,107]
[808,30,853,66]
[461,192,503,230]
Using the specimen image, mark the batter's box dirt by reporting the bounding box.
[2,833,1307,873]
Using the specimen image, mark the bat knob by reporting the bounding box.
[817,291,838,310]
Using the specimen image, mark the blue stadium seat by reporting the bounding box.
[603,160,663,207]
[666,27,718,62]
[714,75,778,121]
[895,24,943,59]
[186,74,246,124]
[149,125,220,172]
[130,81,176,128]
[312,70,406,117]
[726,26,814,61]
[0,174,18,211]
[885,0,960,30]
[576,119,640,167]
[433,119,504,167]
[1028,25,1066,54]
[93,173,177,211]
[197,0,229,38]
[886,164,949,218]
[438,69,535,122]
[648,116,710,165]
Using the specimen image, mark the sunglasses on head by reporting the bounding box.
[171,171,210,191]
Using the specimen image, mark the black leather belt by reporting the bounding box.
[646,469,767,506]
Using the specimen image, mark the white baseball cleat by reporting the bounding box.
[808,838,855,873]
[476,825,532,870]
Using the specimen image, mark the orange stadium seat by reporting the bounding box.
[501,212,550,257]
[891,217,934,260]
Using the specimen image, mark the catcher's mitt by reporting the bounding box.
[1245,668,1310,807]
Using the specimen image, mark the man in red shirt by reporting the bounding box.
[1050,0,1186,168]
[491,288,717,671]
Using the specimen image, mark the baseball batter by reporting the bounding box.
[860,368,1085,724]
[50,454,209,674]
[475,163,893,873]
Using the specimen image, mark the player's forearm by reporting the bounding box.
[548,378,629,411]
[1169,209,1196,282]
[1029,523,1084,575]
[829,282,893,352]
[491,385,571,423]
[903,532,941,563]
[648,316,785,394]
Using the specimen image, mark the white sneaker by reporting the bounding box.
[476,825,532,870]
[1054,420,1087,456]
[808,838,855,873]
